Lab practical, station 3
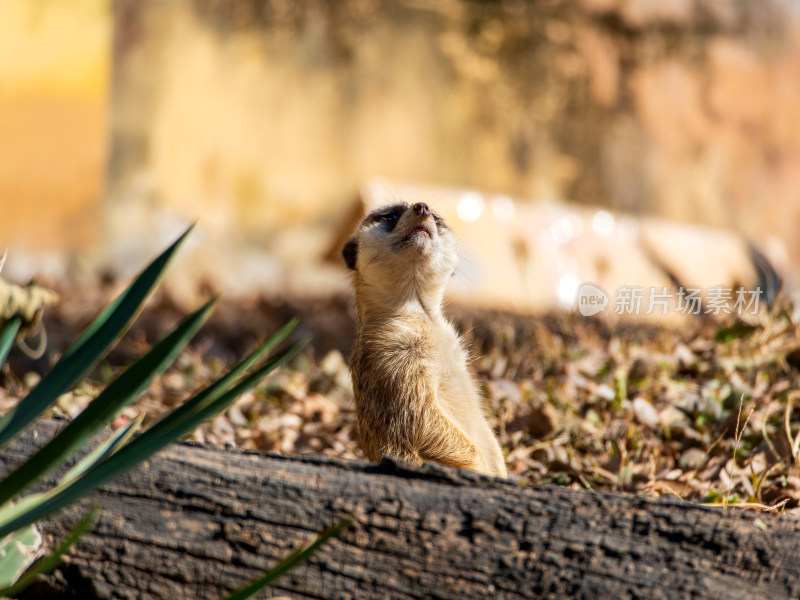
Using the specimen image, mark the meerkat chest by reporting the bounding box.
[426,320,478,413]
[356,315,476,409]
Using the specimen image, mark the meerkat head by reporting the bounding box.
[342,202,458,310]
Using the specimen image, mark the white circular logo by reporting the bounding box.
[577,283,609,316]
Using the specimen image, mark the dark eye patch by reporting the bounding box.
[382,212,400,230]
[361,203,407,231]
[342,237,358,270]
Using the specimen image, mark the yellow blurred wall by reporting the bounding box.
[2,0,800,281]
[0,0,110,252]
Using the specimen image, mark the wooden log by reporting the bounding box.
[4,419,800,600]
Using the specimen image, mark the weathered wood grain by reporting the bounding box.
[4,419,800,600]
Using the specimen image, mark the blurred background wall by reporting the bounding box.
[2,0,800,297]
[0,0,110,254]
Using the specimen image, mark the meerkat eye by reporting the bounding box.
[379,208,405,232]
[362,204,408,231]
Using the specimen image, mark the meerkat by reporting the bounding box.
[342,201,507,477]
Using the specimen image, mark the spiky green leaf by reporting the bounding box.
[0,505,99,597]
[0,225,194,449]
[222,519,352,600]
[0,524,42,589]
[0,331,308,539]
[0,317,22,367]
[0,298,215,506]
[57,414,144,488]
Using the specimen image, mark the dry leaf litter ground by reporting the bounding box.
[3,284,800,513]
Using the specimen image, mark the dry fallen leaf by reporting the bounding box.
[3,289,800,511]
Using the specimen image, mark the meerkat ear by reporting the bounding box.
[342,237,358,270]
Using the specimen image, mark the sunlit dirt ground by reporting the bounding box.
[3,284,800,514]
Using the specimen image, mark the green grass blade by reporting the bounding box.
[0,505,100,598]
[60,224,195,363]
[0,317,22,367]
[0,493,44,526]
[222,519,352,600]
[57,413,144,487]
[0,298,215,506]
[0,330,309,539]
[59,294,125,364]
[0,329,299,530]
[93,334,310,479]
[0,225,194,449]
[0,417,141,530]
[0,523,41,589]
[136,318,298,445]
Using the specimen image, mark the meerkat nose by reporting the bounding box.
[413,202,430,216]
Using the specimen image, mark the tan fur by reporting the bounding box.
[343,202,507,477]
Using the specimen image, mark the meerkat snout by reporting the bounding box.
[412,202,430,217]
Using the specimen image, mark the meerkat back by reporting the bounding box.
[342,201,507,478]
